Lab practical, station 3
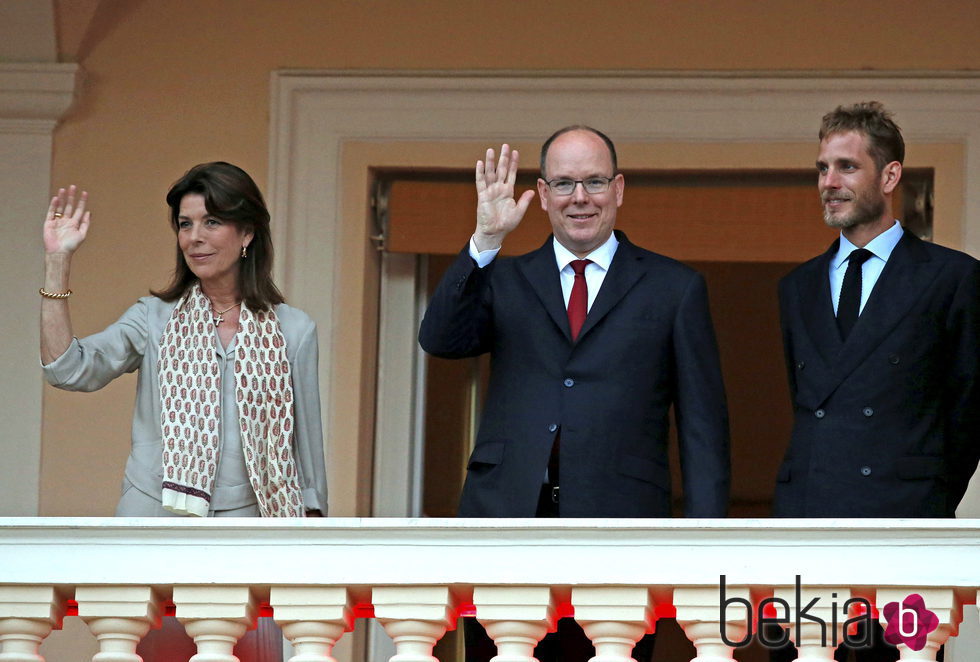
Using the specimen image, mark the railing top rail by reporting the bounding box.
[1,518,978,589]
[2,516,980,532]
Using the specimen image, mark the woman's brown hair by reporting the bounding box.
[152,162,284,310]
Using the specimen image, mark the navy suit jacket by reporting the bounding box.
[774,230,980,517]
[419,231,730,518]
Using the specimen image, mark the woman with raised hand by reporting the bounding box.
[41,162,327,517]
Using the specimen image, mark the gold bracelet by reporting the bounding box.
[39,287,72,299]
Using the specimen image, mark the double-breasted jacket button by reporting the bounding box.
[888,354,900,365]
[862,407,874,417]
[814,409,826,419]
[563,378,575,388]
[796,361,805,370]
[548,423,558,433]
[860,466,872,476]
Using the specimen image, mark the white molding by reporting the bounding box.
[273,68,980,81]
[0,119,70,135]
[2,518,980,589]
[0,62,80,516]
[371,252,424,517]
[0,63,79,124]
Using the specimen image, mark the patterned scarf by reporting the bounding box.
[157,282,304,517]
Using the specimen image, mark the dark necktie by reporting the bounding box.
[567,259,592,341]
[837,248,873,341]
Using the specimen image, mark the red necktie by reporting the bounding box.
[567,259,592,340]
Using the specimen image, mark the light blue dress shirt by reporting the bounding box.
[830,220,904,315]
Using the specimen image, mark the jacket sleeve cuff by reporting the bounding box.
[40,337,83,387]
[303,487,326,515]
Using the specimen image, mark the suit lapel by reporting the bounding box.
[576,232,647,341]
[517,237,572,341]
[516,232,648,344]
[833,231,932,380]
[800,240,844,368]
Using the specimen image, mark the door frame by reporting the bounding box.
[268,70,979,518]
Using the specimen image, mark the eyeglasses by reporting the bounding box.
[543,176,616,196]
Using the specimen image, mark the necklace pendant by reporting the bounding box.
[210,301,239,327]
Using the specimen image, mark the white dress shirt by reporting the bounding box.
[469,232,620,312]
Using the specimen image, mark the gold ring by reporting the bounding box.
[53,212,63,218]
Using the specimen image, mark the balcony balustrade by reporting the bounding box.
[0,518,977,661]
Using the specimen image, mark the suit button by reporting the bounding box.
[860,466,872,476]
[814,409,825,419]
[548,423,558,433]
[563,378,575,387]
[889,354,900,365]
[862,407,874,417]
[796,361,805,370]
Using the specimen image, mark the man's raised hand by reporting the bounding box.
[473,144,535,251]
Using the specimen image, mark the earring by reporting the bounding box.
[241,245,248,258]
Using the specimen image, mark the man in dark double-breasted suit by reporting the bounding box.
[419,127,730,662]
[773,103,979,661]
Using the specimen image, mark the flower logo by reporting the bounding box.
[881,594,938,651]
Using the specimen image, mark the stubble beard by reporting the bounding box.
[822,190,885,230]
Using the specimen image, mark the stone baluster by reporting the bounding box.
[473,586,557,662]
[675,586,753,661]
[773,586,850,661]
[0,586,66,662]
[173,586,257,662]
[572,587,654,662]
[876,588,962,661]
[373,586,458,662]
[76,586,162,662]
[270,587,353,662]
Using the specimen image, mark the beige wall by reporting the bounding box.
[38,0,980,515]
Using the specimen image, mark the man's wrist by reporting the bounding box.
[472,232,503,253]
[468,235,501,268]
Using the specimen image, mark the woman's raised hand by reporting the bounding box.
[43,185,90,255]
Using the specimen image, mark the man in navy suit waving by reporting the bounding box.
[420,126,730,520]
[419,126,731,661]
[773,102,979,661]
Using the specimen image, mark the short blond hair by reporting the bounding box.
[819,101,904,171]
